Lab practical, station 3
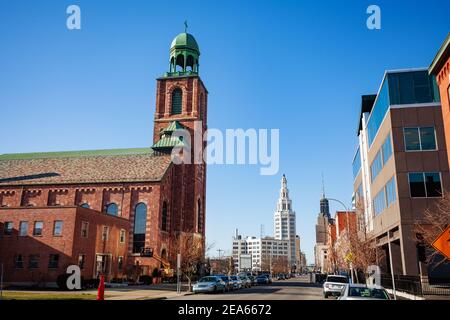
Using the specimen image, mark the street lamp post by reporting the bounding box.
[327,198,355,283]
[217,249,224,273]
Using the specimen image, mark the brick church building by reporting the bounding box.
[0,32,207,286]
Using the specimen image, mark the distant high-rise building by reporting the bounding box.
[232,231,289,272]
[315,178,333,271]
[274,174,297,269]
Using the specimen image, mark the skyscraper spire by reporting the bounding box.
[280,174,289,199]
[320,173,330,219]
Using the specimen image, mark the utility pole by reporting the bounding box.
[0,262,3,300]
[387,231,397,300]
[176,253,181,294]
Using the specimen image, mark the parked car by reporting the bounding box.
[323,275,349,298]
[264,274,273,283]
[256,274,270,285]
[239,275,252,288]
[248,275,257,286]
[229,275,243,289]
[277,274,285,280]
[217,275,233,292]
[193,276,226,294]
[338,284,391,300]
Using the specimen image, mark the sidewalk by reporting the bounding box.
[104,283,192,300]
[2,282,193,300]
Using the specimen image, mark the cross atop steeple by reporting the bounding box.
[184,20,188,33]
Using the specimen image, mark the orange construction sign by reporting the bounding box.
[431,226,450,260]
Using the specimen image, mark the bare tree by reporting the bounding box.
[172,232,204,291]
[349,203,385,282]
[414,191,450,267]
[271,256,289,274]
[333,202,384,282]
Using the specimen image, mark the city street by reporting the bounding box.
[169,275,325,300]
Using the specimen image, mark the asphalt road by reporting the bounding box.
[169,275,326,300]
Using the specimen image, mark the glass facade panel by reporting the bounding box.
[404,127,436,151]
[404,128,420,151]
[424,172,442,197]
[388,71,438,105]
[371,151,383,182]
[382,134,392,164]
[367,71,439,148]
[352,148,361,178]
[420,127,436,150]
[386,177,397,207]
[409,173,426,197]
[367,80,390,147]
[373,189,386,216]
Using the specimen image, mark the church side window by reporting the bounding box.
[133,203,147,253]
[171,88,182,115]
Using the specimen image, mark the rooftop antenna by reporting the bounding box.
[321,172,326,198]
[260,224,265,238]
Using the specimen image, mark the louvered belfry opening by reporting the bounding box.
[171,88,182,115]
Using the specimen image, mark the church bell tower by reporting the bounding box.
[151,29,207,236]
[152,30,208,149]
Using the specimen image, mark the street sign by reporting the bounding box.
[431,226,450,260]
[239,254,252,271]
[345,252,354,262]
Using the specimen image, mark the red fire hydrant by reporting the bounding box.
[96,275,105,300]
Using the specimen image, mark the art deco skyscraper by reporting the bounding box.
[274,174,297,268]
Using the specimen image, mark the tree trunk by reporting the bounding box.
[187,277,192,292]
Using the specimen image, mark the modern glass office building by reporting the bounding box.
[352,68,450,279]
[366,70,440,147]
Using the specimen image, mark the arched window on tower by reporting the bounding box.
[133,203,147,253]
[171,88,182,115]
[175,54,184,72]
[106,203,118,216]
[197,199,202,233]
[161,201,168,231]
[186,55,194,72]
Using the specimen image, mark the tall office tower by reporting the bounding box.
[274,174,297,269]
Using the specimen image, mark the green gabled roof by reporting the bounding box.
[0,148,154,161]
[151,137,184,150]
[161,120,186,134]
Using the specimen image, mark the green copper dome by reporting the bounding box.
[166,32,201,77]
[170,33,200,53]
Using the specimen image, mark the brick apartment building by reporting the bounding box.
[353,68,450,279]
[0,32,207,286]
[429,33,450,167]
[0,206,129,285]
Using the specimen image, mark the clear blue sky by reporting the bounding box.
[1,0,449,263]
